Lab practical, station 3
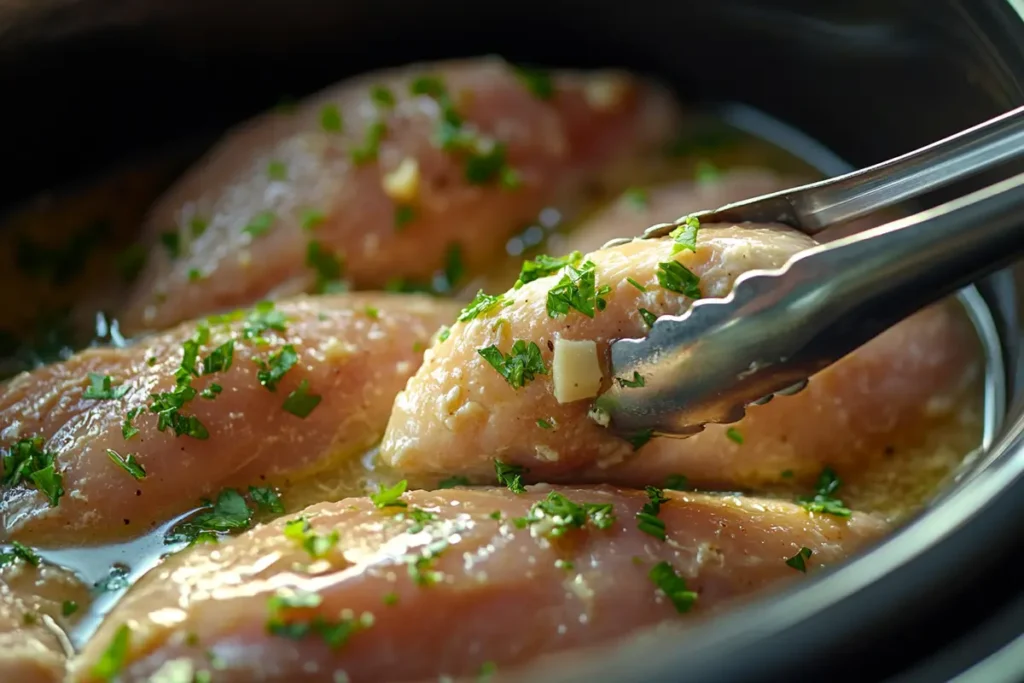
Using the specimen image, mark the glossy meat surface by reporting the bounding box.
[118,58,681,333]
[380,227,980,491]
[0,560,87,683]
[72,486,887,682]
[1,294,458,544]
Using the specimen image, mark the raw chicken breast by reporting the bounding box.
[72,486,886,682]
[0,557,87,683]
[1,294,458,545]
[380,227,981,491]
[117,57,681,333]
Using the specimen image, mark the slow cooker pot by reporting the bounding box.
[2,1,1023,681]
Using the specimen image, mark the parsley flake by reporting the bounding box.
[636,486,668,540]
[283,518,340,559]
[249,486,285,514]
[300,208,326,232]
[165,488,254,545]
[616,371,645,388]
[786,547,813,573]
[669,215,700,253]
[514,66,555,100]
[478,340,547,389]
[438,475,470,489]
[370,85,396,108]
[622,187,649,210]
[494,459,527,493]
[255,344,298,391]
[350,120,387,165]
[394,204,415,229]
[797,467,852,517]
[457,291,508,322]
[624,428,654,451]
[514,251,582,288]
[664,474,689,491]
[513,492,616,538]
[649,561,697,613]
[121,408,140,440]
[282,380,321,418]
[105,449,146,481]
[243,211,276,237]
[91,623,130,681]
[626,277,647,292]
[725,427,744,444]
[83,373,129,400]
[306,241,345,293]
[0,541,41,567]
[1,436,64,506]
[638,307,658,327]
[267,160,288,181]
[371,480,408,509]
[656,261,702,298]
[320,104,343,132]
[546,260,610,318]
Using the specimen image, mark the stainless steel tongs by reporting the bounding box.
[597,105,1024,437]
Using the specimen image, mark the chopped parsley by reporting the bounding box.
[626,277,647,292]
[695,159,721,183]
[160,231,181,258]
[405,539,448,586]
[266,589,372,649]
[536,418,554,429]
[255,344,298,391]
[457,291,508,322]
[725,427,744,444]
[438,475,470,489]
[115,244,147,282]
[442,243,465,292]
[283,518,340,559]
[83,373,129,400]
[616,371,645,388]
[282,380,321,418]
[464,141,509,185]
[242,301,289,341]
[371,480,408,509]
[781,469,795,479]
[351,120,387,165]
[121,408,140,440]
[514,66,555,100]
[0,541,41,567]
[514,251,582,288]
[394,205,415,229]
[300,208,326,232]
[546,260,610,318]
[383,592,399,606]
[243,211,276,237]
[400,507,438,534]
[494,459,527,493]
[249,486,285,514]
[656,261,702,298]
[624,428,654,450]
[91,623,130,681]
[437,326,452,343]
[513,492,616,538]
[669,215,700,254]
[622,187,649,210]
[370,85,396,108]
[649,561,698,613]
[306,241,345,293]
[364,305,380,320]
[320,104,343,132]
[188,268,203,282]
[797,467,852,517]
[664,474,689,491]
[1,436,64,506]
[165,488,254,545]
[479,661,498,681]
[105,449,146,481]
[201,340,235,375]
[61,600,78,617]
[636,486,668,540]
[786,547,812,573]
[638,307,658,328]
[410,75,447,98]
[267,160,288,181]
[477,340,547,389]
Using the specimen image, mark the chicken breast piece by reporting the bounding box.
[550,168,807,256]
[71,486,886,683]
[1,294,458,545]
[116,57,682,334]
[1,558,87,683]
[380,226,981,491]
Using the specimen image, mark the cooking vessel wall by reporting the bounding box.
[2,0,1024,681]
